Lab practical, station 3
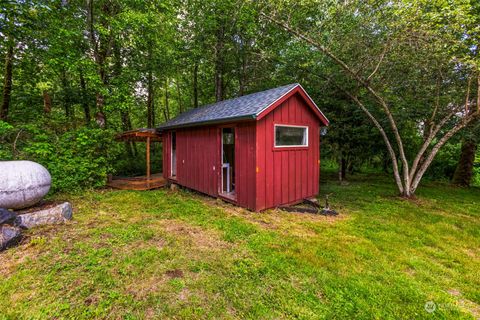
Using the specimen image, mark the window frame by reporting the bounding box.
[273,124,309,148]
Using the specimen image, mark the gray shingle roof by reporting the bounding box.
[157,83,301,130]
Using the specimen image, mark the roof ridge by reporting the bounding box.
[157,83,307,130]
[195,83,299,110]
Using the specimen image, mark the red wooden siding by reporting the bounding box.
[255,93,321,211]
[235,122,256,210]
[173,126,219,196]
[162,122,257,210]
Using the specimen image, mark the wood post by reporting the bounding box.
[146,137,151,179]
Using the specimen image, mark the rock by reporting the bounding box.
[0,208,16,225]
[0,161,51,210]
[15,202,72,229]
[0,225,22,251]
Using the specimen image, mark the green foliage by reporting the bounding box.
[34,128,121,192]
[0,121,122,192]
[426,142,462,182]
[474,152,480,187]
[0,120,13,134]
[0,121,14,159]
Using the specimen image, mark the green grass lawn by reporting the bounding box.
[1,172,479,319]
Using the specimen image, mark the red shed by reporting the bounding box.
[158,83,329,211]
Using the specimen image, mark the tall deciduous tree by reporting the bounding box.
[261,0,480,197]
[0,45,13,121]
[0,1,18,121]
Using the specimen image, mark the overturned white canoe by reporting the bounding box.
[0,161,51,210]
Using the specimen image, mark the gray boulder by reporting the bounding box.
[0,208,16,225]
[15,202,72,229]
[0,160,51,209]
[0,225,22,251]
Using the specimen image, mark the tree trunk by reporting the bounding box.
[163,78,170,121]
[382,152,390,173]
[0,45,14,121]
[409,113,478,193]
[193,64,198,108]
[347,158,355,175]
[477,73,480,114]
[452,75,479,187]
[176,77,183,113]
[61,68,73,121]
[79,71,90,124]
[214,25,225,102]
[43,90,52,114]
[147,69,155,128]
[338,156,346,181]
[120,110,134,158]
[452,139,477,186]
[87,0,114,129]
[239,50,247,96]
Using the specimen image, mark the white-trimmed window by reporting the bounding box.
[274,124,308,147]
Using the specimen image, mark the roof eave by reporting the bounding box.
[157,114,256,132]
[255,84,330,126]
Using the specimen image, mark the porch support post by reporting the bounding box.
[146,136,151,179]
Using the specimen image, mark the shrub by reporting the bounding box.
[0,121,14,160]
[473,152,480,187]
[426,142,460,182]
[1,121,122,193]
[24,126,122,192]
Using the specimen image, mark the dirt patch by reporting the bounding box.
[165,269,184,278]
[149,237,167,250]
[145,308,156,319]
[126,275,164,300]
[0,241,39,277]
[404,267,416,277]
[463,248,478,259]
[200,194,346,227]
[448,288,462,297]
[178,288,190,301]
[458,299,480,319]
[447,288,480,319]
[160,220,231,251]
[0,253,15,276]
[84,295,99,306]
[192,194,350,242]
[95,236,167,260]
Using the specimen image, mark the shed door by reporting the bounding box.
[221,127,236,198]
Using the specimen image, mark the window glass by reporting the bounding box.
[222,128,234,145]
[275,125,308,146]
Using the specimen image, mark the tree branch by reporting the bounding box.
[261,11,411,192]
[411,112,480,191]
[366,42,389,82]
[319,72,404,193]
[477,72,480,114]
[465,76,471,114]
[408,103,462,183]
[429,75,441,129]
[12,128,22,159]
[348,94,404,193]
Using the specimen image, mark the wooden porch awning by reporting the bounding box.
[115,128,162,142]
[108,128,165,190]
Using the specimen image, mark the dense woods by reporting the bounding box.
[0,0,479,193]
